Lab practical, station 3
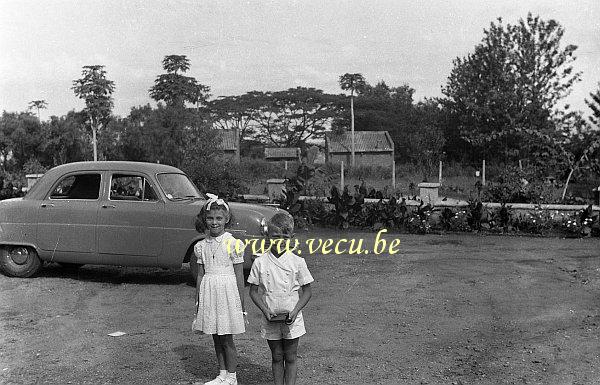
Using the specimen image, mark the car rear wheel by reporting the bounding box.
[0,246,42,278]
[189,251,199,282]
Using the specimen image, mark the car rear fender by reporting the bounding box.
[183,234,206,264]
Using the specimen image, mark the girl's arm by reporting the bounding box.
[233,263,245,313]
[195,265,205,314]
[287,283,312,323]
[249,284,277,320]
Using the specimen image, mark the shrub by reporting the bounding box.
[184,155,248,199]
[482,166,562,204]
[511,206,555,235]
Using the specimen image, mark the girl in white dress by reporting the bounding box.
[192,194,246,385]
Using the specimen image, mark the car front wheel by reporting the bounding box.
[0,246,43,278]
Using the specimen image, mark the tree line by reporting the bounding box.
[1,13,600,193]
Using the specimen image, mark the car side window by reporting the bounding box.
[110,174,158,202]
[50,174,101,200]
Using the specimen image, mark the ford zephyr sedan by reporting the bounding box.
[0,161,282,278]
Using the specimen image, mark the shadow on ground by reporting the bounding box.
[36,263,195,286]
[173,344,272,385]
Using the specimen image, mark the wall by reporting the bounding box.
[328,152,392,167]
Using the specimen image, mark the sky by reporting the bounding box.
[1,0,599,120]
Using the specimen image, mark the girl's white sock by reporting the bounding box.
[227,372,237,379]
[219,370,227,378]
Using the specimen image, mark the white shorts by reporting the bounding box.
[261,312,306,340]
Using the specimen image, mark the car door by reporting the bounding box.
[97,172,164,266]
[37,172,101,264]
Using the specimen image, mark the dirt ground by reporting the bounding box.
[1,230,599,385]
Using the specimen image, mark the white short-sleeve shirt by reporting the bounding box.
[248,250,314,311]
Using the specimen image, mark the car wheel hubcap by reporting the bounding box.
[9,247,30,265]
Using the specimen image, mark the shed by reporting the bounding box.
[214,129,240,163]
[325,131,394,167]
[264,147,301,162]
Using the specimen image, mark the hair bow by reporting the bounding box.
[205,193,229,212]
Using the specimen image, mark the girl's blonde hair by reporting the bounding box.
[195,201,234,233]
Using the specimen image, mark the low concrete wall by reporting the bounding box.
[241,194,599,213]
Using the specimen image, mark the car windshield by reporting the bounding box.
[156,173,202,201]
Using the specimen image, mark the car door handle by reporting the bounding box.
[101,204,116,209]
[41,203,55,208]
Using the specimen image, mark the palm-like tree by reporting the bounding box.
[72,65,115,161]
[28,100,48,120]
[339,73,366,167]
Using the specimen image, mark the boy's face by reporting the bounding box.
[206,208,228,237]
[267,225,294,256]
[267,225,292,240]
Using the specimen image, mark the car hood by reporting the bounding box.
[189,200,282,217]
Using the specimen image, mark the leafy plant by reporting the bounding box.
[512,206,554,235]
[327,186,362,229]
[563,205,599,237]
[406,202,434,234]
[466,199,484,231]
[364,196,407,231]
[490,203,513,231]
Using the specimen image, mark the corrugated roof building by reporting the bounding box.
[325,131,394,167]
[214,129,240,163]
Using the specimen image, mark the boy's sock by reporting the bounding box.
[227,372,237,379]
[219,370,227,379]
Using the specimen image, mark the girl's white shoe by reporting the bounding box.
[203,375,225,385]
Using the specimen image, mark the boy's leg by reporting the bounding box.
[220,334,238,373]
[267,339,285,385]
[282,338,299,385]
[212,334,226,371]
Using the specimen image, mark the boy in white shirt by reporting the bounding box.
[248,213,313,385]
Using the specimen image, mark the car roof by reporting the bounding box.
[25,161,185,199]
[48,161,182,174]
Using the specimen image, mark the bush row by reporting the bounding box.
[285,195,599,238]
[278,163,599,237]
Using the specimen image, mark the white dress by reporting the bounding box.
[192,232,246,335]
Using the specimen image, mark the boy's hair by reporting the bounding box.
[267,212,295,235]
[195,201,233,233]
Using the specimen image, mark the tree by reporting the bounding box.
[515,123,600,200]
[0,112,44,172]
[585,82,600,127]
[149,55,210,108]
[72,65,115,161]
[339,73,366,167]
[252,87,340,147]
[42,111,90,166]
[443,14,581,161]
[28,100,48,120]
[408,125,446,179]
[207,92,264,149]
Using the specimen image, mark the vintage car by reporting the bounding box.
[0,161,283,278]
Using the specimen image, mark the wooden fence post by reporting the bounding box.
[392,161,396,189]
[439,160,443,184]
[340,161,344,192]
[482,159,486,186]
